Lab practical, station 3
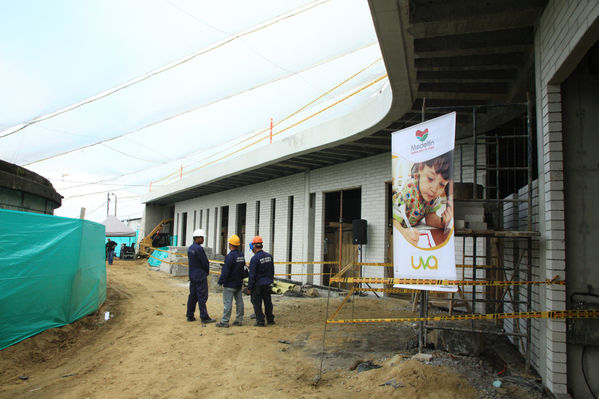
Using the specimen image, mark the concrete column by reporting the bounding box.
[313,191,324,286]
[302,171,313,284]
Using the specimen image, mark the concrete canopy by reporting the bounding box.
[143,0,546,205]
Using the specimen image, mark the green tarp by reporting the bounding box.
[0,209,106,350]
[147,247,169,267]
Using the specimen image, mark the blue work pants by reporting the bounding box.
[107,250,115,265]
[251,285,274,324]
[187,278,210,320]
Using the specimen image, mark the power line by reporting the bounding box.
[22,42,378,167]
[35,61,386,192]
[0,0,331,140]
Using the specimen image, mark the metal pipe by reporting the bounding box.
[473,107,478,200]
[338,191,343,290]
[459,143,463,181]
[455,198,529,203]
[418,97,427,353]
[419,290,425,352]
[526,237,533,370]
[425,103,527,111]
[526,92,533,232]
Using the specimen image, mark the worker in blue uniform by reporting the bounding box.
[216,234,247,327]
[186,229,215,324]
[246,236,275,326]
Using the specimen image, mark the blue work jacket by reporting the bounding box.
[188,242,210,282]
[248,250,274,290]
[218,249,246,289]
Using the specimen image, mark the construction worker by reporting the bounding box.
[186,229,215,324]
[105,238,117,265]
[216,234,247,327]
[246,236,275,326]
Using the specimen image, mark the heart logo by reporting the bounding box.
[415,128,428,142]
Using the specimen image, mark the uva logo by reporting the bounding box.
[411,255,438,270]
[415,129,428,142]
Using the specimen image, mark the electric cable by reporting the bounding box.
[581,345,598,399]
[1,0,332,140]
[22,43,379,167]
[40,61,386,192]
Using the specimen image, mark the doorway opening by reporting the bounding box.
[323,188,361,286]
[219,206,229,255]
[236,203,246,254]
[181,212,188,246]
[270,198,276,254]
[286,196,294,278]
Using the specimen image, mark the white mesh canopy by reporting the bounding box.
[0,0,388,221]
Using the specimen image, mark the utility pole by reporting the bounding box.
[113,193,117,217]
[106,192,110,218]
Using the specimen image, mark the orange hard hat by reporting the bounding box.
[251,236,263,244]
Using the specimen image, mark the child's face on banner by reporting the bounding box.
[418,164,449,202]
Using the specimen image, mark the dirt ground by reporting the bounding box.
[0,259,547,398]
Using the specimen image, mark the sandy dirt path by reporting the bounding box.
[1,259,540,398]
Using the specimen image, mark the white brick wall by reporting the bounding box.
[173,153,390,286]
[533,0,599,395]
[502,181,541,370]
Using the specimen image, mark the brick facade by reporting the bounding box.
[534,0,599,394]
[173,153,390,286]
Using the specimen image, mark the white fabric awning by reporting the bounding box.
[102,215,136,237]
[0,0,386,221]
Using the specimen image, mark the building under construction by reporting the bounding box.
[142,1,599,397]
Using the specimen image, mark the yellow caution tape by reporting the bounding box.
[149,248,492,269]
[355,262,494,268]
[274,273,334,276]
[329,277,565,286]
[274,261,339,265]
[358,287,421,294]
[326,309,599,324]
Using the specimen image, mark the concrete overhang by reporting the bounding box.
[142,0,413,206]
[143,0,547,206]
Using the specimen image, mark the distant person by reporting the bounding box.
[186,229,215,324]
[246,236,275,327]
[105,238,117,265]
[216,234,247,328]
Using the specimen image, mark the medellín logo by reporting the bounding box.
[415,128,428,142]
[411,128,435,153]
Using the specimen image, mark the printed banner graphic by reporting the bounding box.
[391,112,457,291]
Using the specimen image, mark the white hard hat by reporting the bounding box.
[192,229,206,238]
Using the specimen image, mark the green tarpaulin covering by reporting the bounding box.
[0,209,106,350]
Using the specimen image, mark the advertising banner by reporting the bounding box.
[391,112,457,291]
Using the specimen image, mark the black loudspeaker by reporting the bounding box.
[352,219,367,245]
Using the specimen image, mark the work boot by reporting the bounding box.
[232,321,243,326]
[201,318,216,324]
[186,316,196,322]
[267,320,276,325]
[215,321,229,328]
[254,321,265,327]
[250,314,256,319]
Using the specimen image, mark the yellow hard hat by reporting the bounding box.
[228,234,241,246]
